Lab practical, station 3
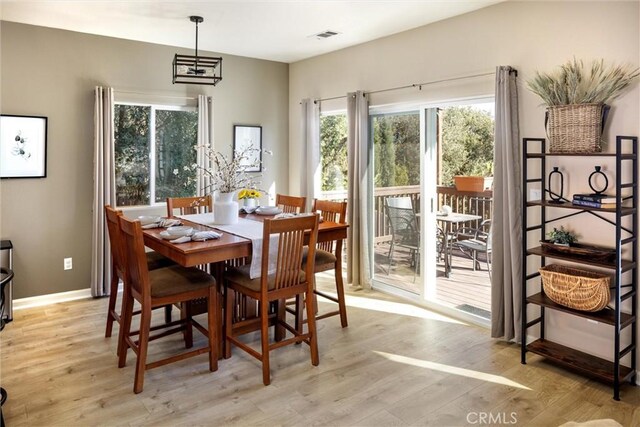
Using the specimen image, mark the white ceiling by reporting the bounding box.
[0,1,504,63]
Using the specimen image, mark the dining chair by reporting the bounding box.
[166,195,212,217]
[0,267,14,426]
[117,215,218,394]
[104,206,176,338]
[224,214,320,385]
[295,199,348,328]
[452,219,492,280]
[276,194,306,214]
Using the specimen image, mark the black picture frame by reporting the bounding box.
[0,114,48,179]
[233,125,262,172]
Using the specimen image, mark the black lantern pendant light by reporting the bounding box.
[172,16,222,86]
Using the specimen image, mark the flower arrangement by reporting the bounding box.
[175,144,270,195]
[238,189,261,199]
[527,58,639,106]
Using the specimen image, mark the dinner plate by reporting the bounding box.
[255,206,282,216]
[164,226,194,237]
[138,215,162,225]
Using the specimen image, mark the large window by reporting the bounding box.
[114,103,198,207]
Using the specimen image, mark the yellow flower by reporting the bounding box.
[238,189,247,199]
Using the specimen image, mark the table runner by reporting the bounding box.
[178,214,277,279]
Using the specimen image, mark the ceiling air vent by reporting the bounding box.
[314,30,339,39]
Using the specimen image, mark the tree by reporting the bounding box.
[320,115,348,191]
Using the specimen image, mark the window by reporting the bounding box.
[114,103,198,207]
[320,113,348,194]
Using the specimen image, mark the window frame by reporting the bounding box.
[114,102,198,209]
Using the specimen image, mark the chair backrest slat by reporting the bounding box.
[167,195,212,217]
[312,199,347,253]
[276,194,306,214]
[118,216,151,299]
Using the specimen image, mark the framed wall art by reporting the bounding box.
[233,125,262,172]
[0,114,48,179]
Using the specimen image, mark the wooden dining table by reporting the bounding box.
[142,213,348,268]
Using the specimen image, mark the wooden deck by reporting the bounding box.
[373,243,491,319]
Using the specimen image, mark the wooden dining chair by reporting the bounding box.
[104,206,175,338]
[224,214,320,385]
[276,194,306,214]
[117,215,218,394]
[166,195,212,217]
[300,199,348,328]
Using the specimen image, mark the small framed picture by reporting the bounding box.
[0,115,48,179]
[233,125,262,172]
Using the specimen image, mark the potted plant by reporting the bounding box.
[527,58,639,153]
[238,188,262,210]
[454,162,493,192]
[546,227,578,247]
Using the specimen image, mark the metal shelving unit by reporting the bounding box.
[521,136,638,401]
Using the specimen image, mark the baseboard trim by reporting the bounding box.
[13,288,93,310]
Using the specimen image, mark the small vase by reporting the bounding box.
[214,191,239,225]
[243,198,257,209]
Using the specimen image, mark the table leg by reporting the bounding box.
[445,224,451,278]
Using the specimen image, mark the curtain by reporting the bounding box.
[491,66,522,341]
[301,99,320,211]
[196,95,213,196]
[90,87,116,297]
[347,91,372,290]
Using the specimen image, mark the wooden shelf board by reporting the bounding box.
[526,339,633,383]
[526,292,635,327]
[527,246,635,271]
[526,200,635,215]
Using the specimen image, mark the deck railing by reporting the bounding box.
[320,185,493,243]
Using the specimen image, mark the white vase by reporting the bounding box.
[243,198,257,209]
[214,191,239,225]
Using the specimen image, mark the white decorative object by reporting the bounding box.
[441,205,452,216]
[243,197,257,209]
[214,191,239,225]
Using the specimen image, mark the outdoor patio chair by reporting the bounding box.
[385,200,420,281]
[452,219,491,280]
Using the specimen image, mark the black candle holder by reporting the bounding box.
[589,166,609,195]
[548,167,564,204]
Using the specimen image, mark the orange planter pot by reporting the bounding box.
[454,176,493,192]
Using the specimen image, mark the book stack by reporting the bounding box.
[572,193,618,209]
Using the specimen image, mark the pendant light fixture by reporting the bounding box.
[172,16,222,86]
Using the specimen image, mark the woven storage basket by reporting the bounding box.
[539,264,611,312]
[546,103,609,153]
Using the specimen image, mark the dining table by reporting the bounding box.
[436,212,482,277]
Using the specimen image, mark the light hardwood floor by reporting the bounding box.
[1,275,639,426]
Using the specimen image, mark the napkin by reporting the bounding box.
[141,218,182,229]
[169,230,222,244]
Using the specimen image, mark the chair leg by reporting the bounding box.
[387,241,395,274]
[105,268,120,338]
[117,288,134,368]
[182,302,193,349]
[334,269,348,328]
[224,287,234,359]
[133,304,151,394]
[294,295,304,333]
[260,298,271,386]
[207,286,218,372]
[164,305,172,324]
[305,288,320,367]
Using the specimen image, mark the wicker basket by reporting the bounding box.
[539,264,611,312]
[546,103,609,153]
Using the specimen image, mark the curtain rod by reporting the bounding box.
[114,89,198,101]
[304,70,508,104]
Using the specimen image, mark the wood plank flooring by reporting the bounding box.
[1,275,638,426]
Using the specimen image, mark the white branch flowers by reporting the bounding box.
[175,144,271,195]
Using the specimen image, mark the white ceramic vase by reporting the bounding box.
[243,198,257,209]
[214,191,239,225]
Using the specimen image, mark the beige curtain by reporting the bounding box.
[196,95,213,196]
[90,87,116,297]
[491,66,522,341]
[301,99,320,211]
[347,91,372,290]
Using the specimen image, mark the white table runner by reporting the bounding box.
[178,214,277,279]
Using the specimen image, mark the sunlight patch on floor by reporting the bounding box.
[374,351,531,390]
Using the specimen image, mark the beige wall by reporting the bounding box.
[289,1,639,365]
[0,21,289,299]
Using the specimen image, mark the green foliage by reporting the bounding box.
[115,105,151,206]
[547,227,578,245]
[320,115,348,191]
[440,107,494,186]
[373,113,420,188]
